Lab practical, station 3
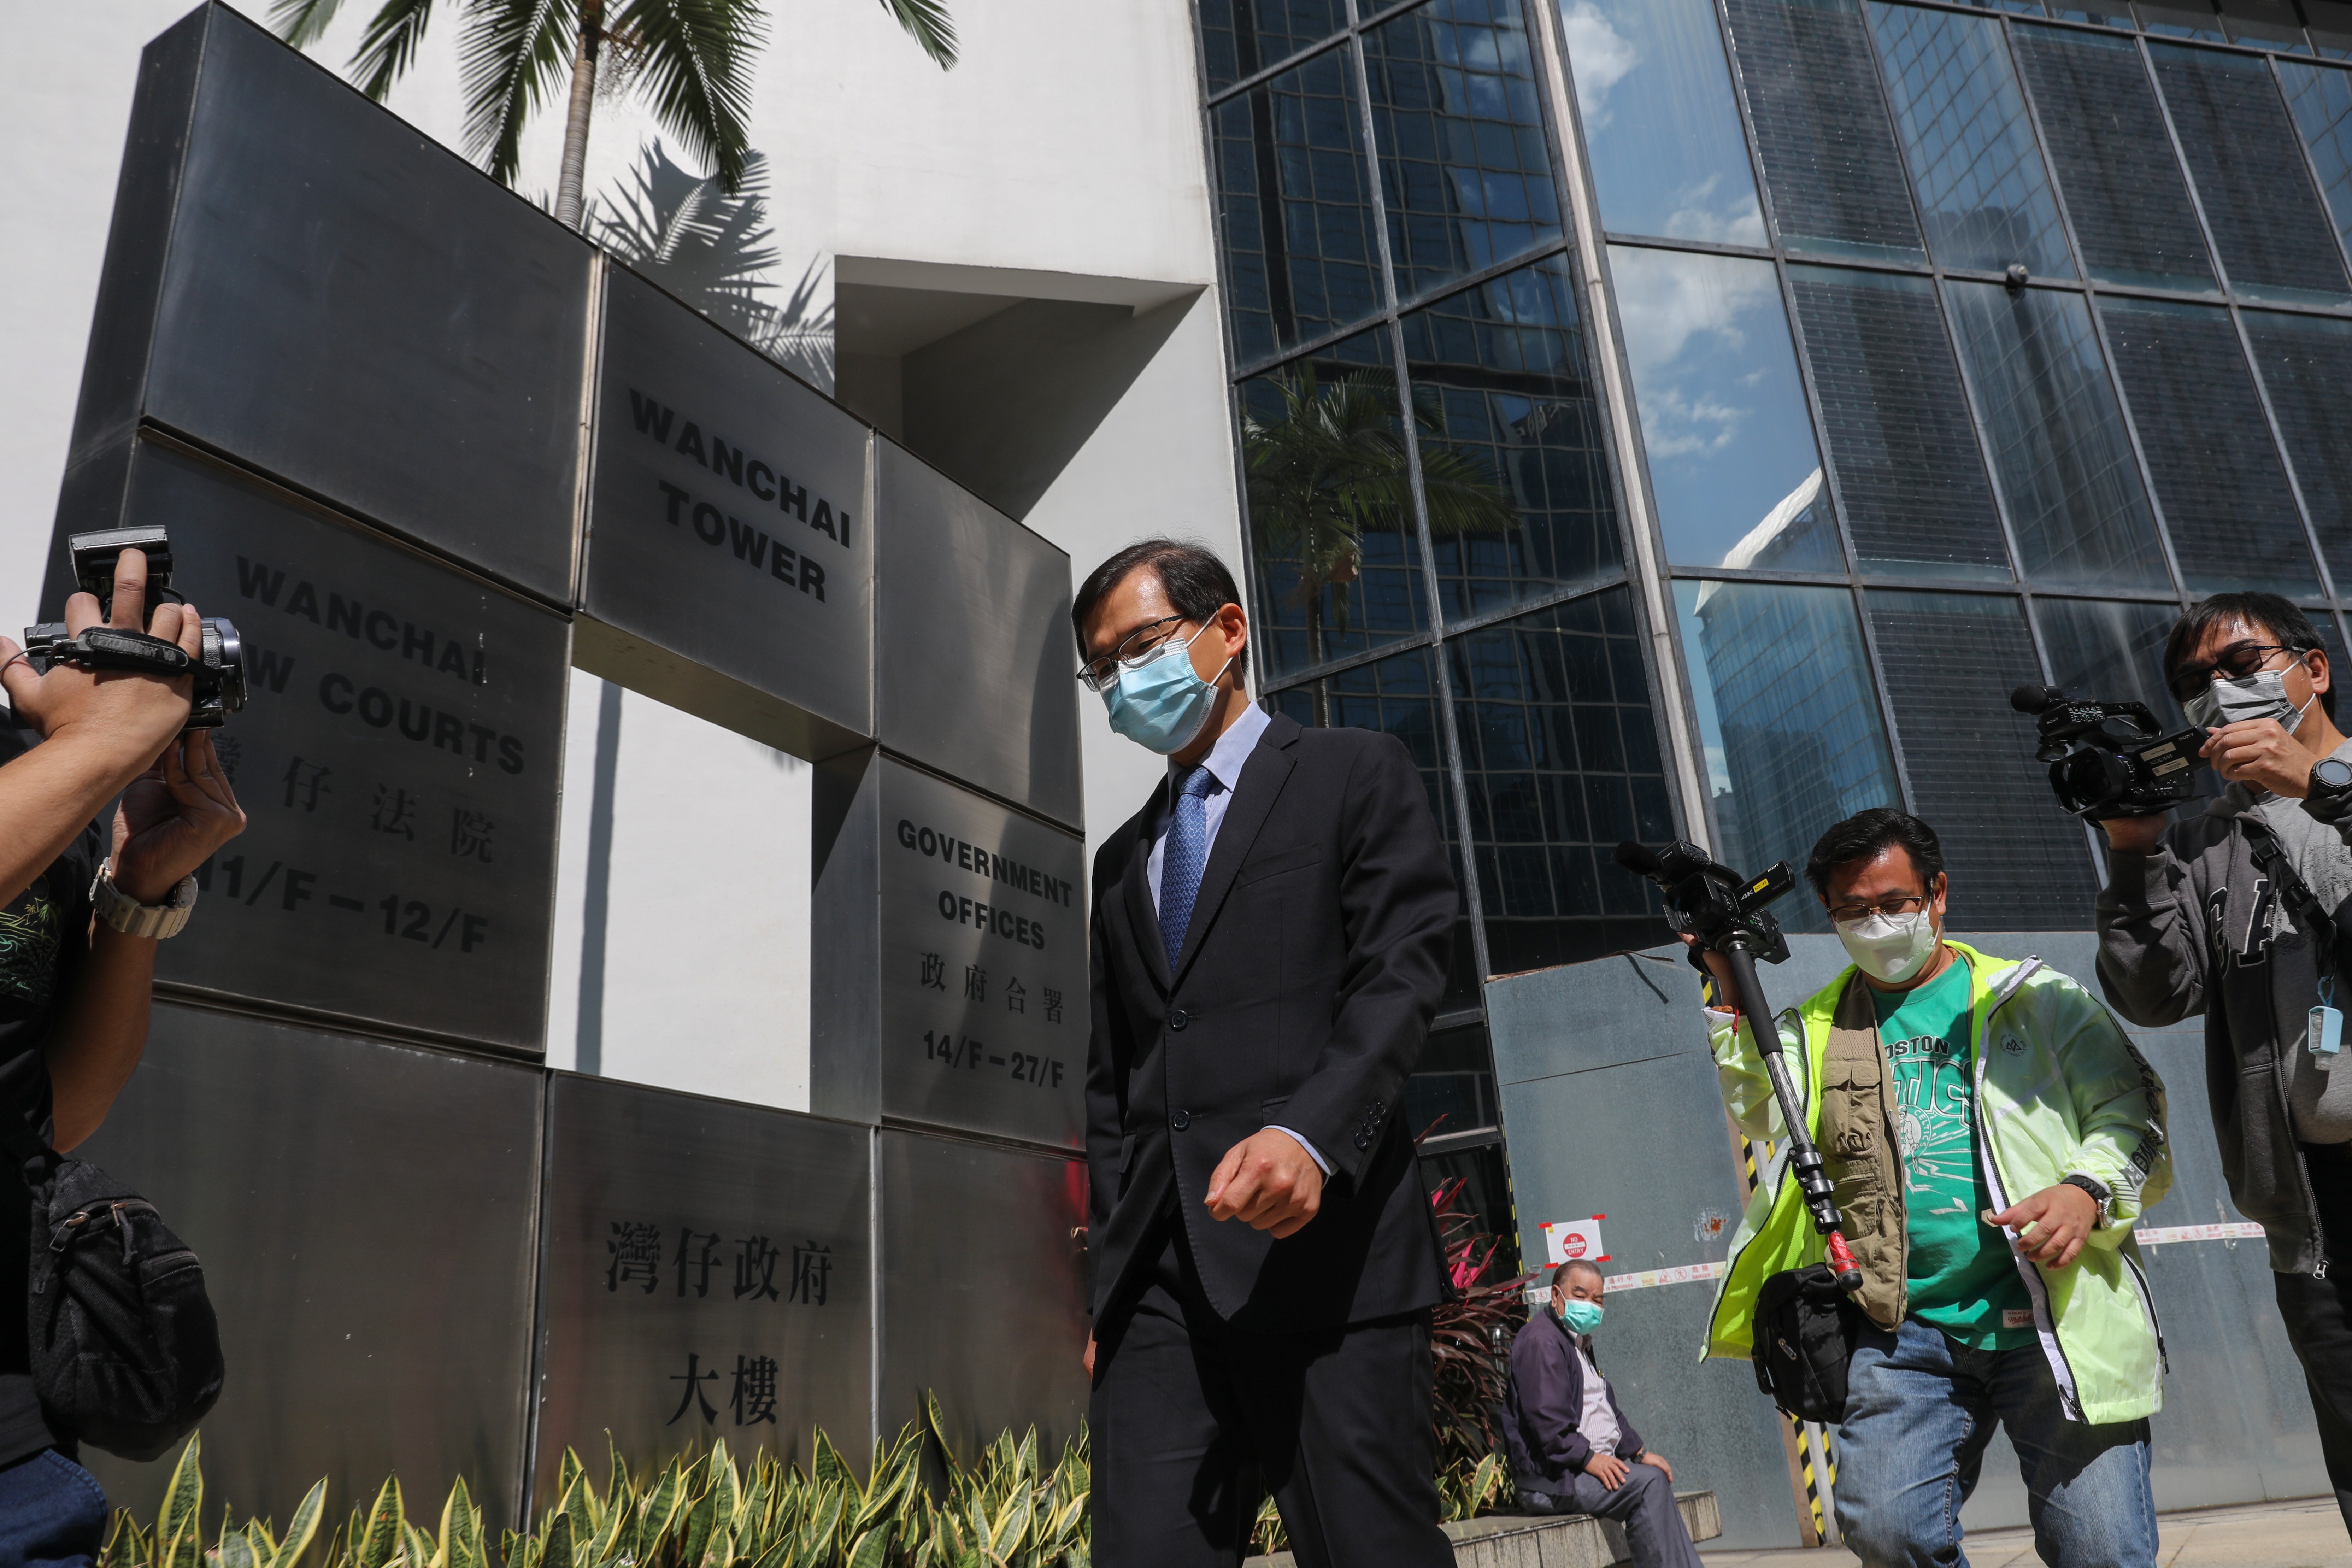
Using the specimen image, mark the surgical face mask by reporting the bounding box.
[1834,908,1940,985]
[1556,1297,1604,1335]
[2183,656,2313,734]
[1098,631,1233,755]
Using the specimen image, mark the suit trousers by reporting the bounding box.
[1090,1215,1452,1568]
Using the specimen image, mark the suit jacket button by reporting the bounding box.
[1167,1008,1188,1031]
[1172,1110,1191,1131]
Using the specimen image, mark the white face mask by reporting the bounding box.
[1834,908,1940,985]
[2183,657,2313,735]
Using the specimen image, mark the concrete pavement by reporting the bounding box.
[1701,1497,2348,1567]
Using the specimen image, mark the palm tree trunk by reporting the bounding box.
[554,0,607,229]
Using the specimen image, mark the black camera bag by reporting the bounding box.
[1752,1263,1864,1424]
[0,1120,223,1460]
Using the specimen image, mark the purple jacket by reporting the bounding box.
[1503,1309,1645,1490]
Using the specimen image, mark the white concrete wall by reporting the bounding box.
[0,0,1241,1098]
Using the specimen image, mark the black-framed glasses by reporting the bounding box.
[2166,641,2298,704]
[1826,894,1931,925]
[1078,614,1193,692]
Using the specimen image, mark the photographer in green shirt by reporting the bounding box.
[1693,809,2171,1568]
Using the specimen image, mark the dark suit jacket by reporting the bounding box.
[1084,711,1457,1334]
[1503,1312,1646,1490]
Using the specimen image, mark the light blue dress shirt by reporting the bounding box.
[1143,703,1329,1175]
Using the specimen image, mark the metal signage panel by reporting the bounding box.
[58,4,588,603]
[581,266,873,756]
[874,442,1083,829]
[536,1076,874,1492]
[76,1006,541,1529]
[112,438,566,1051]
[878,1131,1086,1456]
[877,759,1085,1148]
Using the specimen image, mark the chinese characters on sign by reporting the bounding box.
[606,1219,837,1427]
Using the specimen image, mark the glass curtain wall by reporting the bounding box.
[1579,0,2352,928]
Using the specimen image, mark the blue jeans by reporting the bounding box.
[0,1450,107,1568]
[1836,1319,2154,1568]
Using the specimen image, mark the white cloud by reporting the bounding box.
[1638,384,1746,458]
[1610,246,1775,376]
[1660,173,1769,248]
[1561,3,1640,132]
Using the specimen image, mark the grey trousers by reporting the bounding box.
[1522,1462,1703,1568]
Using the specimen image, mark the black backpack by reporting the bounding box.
[1751,1263,1864,1424]
[2,1121,223,1461]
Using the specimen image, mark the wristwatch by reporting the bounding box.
[89,859,198,940]
[2060,1172,2112,1229]
[2308,758,2352,827]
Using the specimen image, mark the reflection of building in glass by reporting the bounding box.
[1694,471,1894,897]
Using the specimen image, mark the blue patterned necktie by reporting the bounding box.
[1159,765,1218,970]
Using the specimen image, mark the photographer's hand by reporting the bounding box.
[2203,718,2316,799]
[1679,932,1735,994]
[1990,1182,2097,1269]
[2094,815,2169,855]
[112,726,246,904]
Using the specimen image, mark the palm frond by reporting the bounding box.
[611,0,768,193]
[876,0,957,69]
[270,0,350,49]
[458,0,576,187]
[350,0,440,101]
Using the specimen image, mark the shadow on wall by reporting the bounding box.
[587,140,834,393]
[837,275,1204,523]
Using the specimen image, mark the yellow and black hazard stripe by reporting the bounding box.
[1741,1134,1839,1546]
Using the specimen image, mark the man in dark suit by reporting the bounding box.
[1075,539,1459,1567]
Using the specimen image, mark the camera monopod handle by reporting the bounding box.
[1717,935,1863,1293]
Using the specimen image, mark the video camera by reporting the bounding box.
[23,527,246,730]
[2010,685,2205,820]
[1612,839,1795,973]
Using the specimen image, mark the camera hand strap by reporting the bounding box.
[27,628,193,680]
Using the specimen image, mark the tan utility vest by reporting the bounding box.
[1817,972,1909,1331]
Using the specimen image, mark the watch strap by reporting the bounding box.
[89,859,197,940]
[2060,1172,2112,1228]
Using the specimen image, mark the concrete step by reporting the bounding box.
[1243,1490,1722,1568]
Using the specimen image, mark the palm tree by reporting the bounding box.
[1242,364,1519,711]
[270,0,957,228]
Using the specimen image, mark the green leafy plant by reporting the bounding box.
[100,1395,1085,1568]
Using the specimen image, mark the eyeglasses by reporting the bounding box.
[1078,614,1192,692]
[2166,641,2298,704]
[1826,894,1930,925]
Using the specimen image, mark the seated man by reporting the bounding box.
[1503,1259,1700,1568]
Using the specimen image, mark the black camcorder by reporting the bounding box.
[23,527,246,730]
[2011,685,2205,820]
[1613,839,1795,972]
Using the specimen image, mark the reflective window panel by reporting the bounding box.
[1862,589,2097,927]
[2100,296,2317,597]
[1268,646,1482,1006]
[1213,48,1387,368]
[2221,0,2315,50]
[1560,0,1766,245]
[1445,587,1674,972]
[1865,3,2075,278]
[1785,265,2009,580]
[2034,596,2191,729]
[1400,255,1624,622]
[1200,0,1352,95]
[1608,246,1838,572]
[1721,0,1928,262]
[2048,6,2135,22]
[1237,327,1433,677]
[2136,0,2226,38]
[2279,60,2352,265]
[2009,25,2217,294]
[1943,281,2165,591]
[2148,43,2352,306]
[1673,580,1900,933]
[2242,309,2352,591]
[2315,0,2352,58]
[1363,0,1564,302]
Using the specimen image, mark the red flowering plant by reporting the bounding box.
[1424,1120,1544,1519]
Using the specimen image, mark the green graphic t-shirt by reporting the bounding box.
[1871,960,2036,1350]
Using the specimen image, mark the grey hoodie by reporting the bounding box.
[2095,780,2352,1276]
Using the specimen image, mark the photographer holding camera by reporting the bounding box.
[0,546,243,1563]
[2094,591,2352,1534]
[1695,809,2170,1568]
